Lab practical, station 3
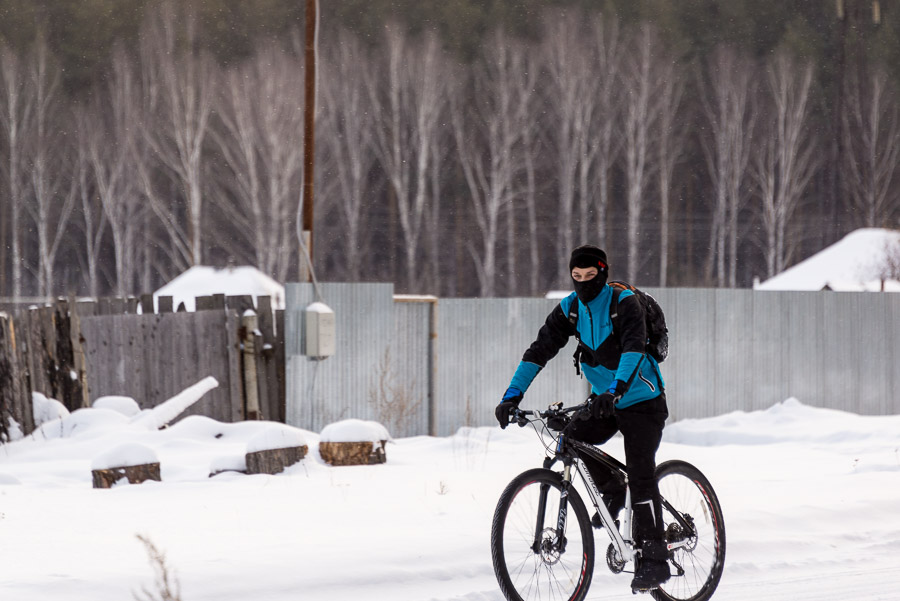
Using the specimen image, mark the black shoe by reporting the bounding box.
[630,541,671,592]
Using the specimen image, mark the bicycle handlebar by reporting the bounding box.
[510,402,587,428]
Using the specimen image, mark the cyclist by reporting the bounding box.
[495,244,670,591]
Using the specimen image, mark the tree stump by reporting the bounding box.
[245,445,308,475]
[319,441,387,466]
[92,462,161,489]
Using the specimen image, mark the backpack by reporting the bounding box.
[567,281,669,365]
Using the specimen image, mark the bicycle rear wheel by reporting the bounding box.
[653,460,726,601]
[491,468,594,601]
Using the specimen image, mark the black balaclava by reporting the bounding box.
[569,245,609,304]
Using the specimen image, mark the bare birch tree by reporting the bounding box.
[27,37,76,297]
[216,41,304,282]
[621,25,663,283]
[366,25,445,293]
[317,31,378,281]
[841,66,900,228]
[450,31,527,297]
[655,58,685,287]
[0,45,33,299]
[543,14,597,286]
[88,48,144,296]
[589,14,625,252]
[71,105,108,298]
[507,35,543,296]
[699,46,756,287]
[754,51,818,278]
[143,2,215,269]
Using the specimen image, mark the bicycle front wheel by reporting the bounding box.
[653,460,726,601]
[491,468,594,601]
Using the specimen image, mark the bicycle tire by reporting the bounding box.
[491,468,594,601]
[653,460,726,601]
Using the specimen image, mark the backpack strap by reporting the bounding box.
[567,301,584,376]
[609,286,623,330]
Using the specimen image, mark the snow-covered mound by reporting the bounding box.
[663,397,900,446]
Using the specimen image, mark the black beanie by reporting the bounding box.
[569,245,609,272]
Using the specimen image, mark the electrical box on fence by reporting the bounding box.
[304,302,335,360]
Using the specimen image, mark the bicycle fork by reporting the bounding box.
[531,464,571,556]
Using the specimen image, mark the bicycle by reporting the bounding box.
[491,401,726,601]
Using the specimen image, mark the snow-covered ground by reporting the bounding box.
[0,394,898,601]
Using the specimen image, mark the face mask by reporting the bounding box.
[573,271,608,304]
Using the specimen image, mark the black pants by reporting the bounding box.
[567,393,668,540]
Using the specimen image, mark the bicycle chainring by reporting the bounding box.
[606,543,626,574]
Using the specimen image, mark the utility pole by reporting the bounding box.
[299,0,318,282]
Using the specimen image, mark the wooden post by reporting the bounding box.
[54,299,84,411]
[256,296,279,422]
[196,295,214,311]
[224,309,244,422]
[0,314,31,439]
[139,294,154,315]
[275,309,286,422]
[242,311,261,420]
[226,295,255,316]
[158,296,173,313]
[69,298,91,409]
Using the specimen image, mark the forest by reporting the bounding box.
[0,0,898,299]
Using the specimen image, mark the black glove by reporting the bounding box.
[573,394,597,421]
[495,388,523,429]
[591,391,618,419]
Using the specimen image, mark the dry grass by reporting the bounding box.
[134,534,182,601]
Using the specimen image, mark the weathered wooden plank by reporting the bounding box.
[225,309,244,422]
[158,296,173,314]
[140,294,154,315]
[257,296,274,339]
[69,299,91,409]
[226,295,254,316]
[196,296,214,311]
[54,299,84,411]
[0,314,31,439]
[274,309,285,422]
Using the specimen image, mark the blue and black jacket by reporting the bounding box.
[507,285,664,409]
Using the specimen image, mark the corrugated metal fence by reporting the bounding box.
[285,283,900,437]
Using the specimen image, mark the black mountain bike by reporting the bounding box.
[491,402,725,601]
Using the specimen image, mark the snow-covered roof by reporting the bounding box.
[154,265,286,312]
[754,228,900,292]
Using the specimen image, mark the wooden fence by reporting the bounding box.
[0,294,285,441]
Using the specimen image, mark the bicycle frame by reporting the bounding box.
[537,429,700,567]
[540,434,637,564]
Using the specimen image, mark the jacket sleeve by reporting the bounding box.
[506,304,576,396]
[522,304,576,368]
[612,294,647,391]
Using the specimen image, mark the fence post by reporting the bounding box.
[242,311,261,420]
[0,313,31,439]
